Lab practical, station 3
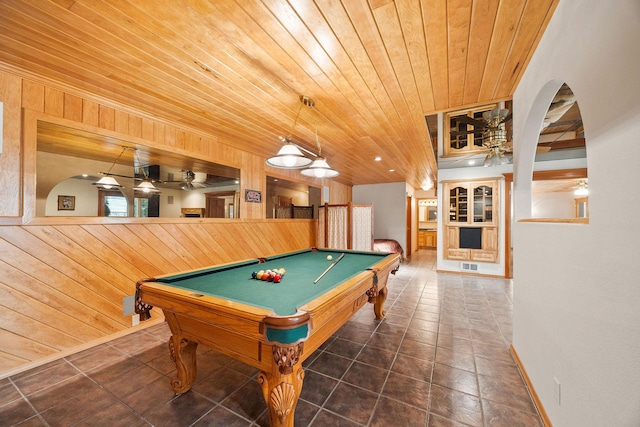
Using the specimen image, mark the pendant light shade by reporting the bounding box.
[300,157,339,178]
[266,95,339,178]
[93,175,123,189]
[93,146,131,189]
[266,140,312,168]
[134,156,160,194]
[135,179,159,193]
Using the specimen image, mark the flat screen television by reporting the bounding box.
[459,227,482,249]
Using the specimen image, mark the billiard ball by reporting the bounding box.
[274,274,281,283]
[278,268,286,276]
[251,271,257,279]
[327,255,333,261]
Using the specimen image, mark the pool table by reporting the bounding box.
[135,248,400,427]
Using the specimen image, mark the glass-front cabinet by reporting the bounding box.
[472,185,493,223]
[443,179,500,263]
[448,186,468,222]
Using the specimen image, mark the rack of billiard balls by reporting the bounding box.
[251,268,286,283]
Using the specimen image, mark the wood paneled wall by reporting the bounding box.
[0,68,349,375]
[0,219,316,373]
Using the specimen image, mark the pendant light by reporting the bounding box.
[266,95,339,178]
[300,130,339,178]
[266,96,313,169]
[93,146,129,189]
[134,151,160,194]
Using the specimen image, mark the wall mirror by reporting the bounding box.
[418,199,438,224]
[36,122,241,218]
[266,176,321,219]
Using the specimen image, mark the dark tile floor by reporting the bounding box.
[0,249,543,426]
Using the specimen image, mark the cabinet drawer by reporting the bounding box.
[447,248,470,260]
[471,250,497,263]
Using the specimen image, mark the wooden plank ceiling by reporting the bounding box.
[0,0,558,189]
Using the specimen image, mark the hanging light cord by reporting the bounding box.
[283,97,322,158]
[134,151,151,180]
[286,100,305,140]
[104,147,130,176]
[315,130,322,156]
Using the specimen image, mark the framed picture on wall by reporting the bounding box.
[58,195,75,211]
[245,189,262,203]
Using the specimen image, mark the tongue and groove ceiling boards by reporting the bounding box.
[0,0,558,187]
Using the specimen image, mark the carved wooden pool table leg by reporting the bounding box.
[258,343,305,427]
[372,286,388,319]
[168,334,198,394]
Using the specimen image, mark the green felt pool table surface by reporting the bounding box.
[155,248,392,316]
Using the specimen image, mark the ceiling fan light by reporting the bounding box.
[266,142,312,169]
[574,180,589,196]
[300,157,339,178]
[93,175,123,189]
[483,148,509,167]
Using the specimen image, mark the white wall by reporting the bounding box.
[159,189,183,218]
[45,179,99,216]
[532,191,575,219]
[512,0,640,425]
[353,182,406,252]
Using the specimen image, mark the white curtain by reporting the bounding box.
[327,205,348,249]
[352,205,373,251]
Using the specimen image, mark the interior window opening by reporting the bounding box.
[531,83,588,222]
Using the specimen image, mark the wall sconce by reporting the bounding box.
[266,96,339,178]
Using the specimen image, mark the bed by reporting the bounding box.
[374,239,405,262]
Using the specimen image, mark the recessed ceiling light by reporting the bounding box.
[82,174,88,177]
[389,169,395,172]
[468,160,476,165]
[374,156,382,161]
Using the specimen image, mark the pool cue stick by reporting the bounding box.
[314,253,345,284]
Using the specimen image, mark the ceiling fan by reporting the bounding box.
[447,107,513,167]
[481,108,512,166]
[163,170,208,191]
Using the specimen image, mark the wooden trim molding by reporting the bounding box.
[502,168,587,182]
[0,317,165,380]
[510,344,552,427]
[435,270,506,279]
[440,176,504,184]
[519,218,588,224]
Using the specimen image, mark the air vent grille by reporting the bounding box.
[461,262,479,272]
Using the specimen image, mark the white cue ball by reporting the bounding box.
[327,255,333,261]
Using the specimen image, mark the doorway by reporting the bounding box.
[406,195,412,258]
